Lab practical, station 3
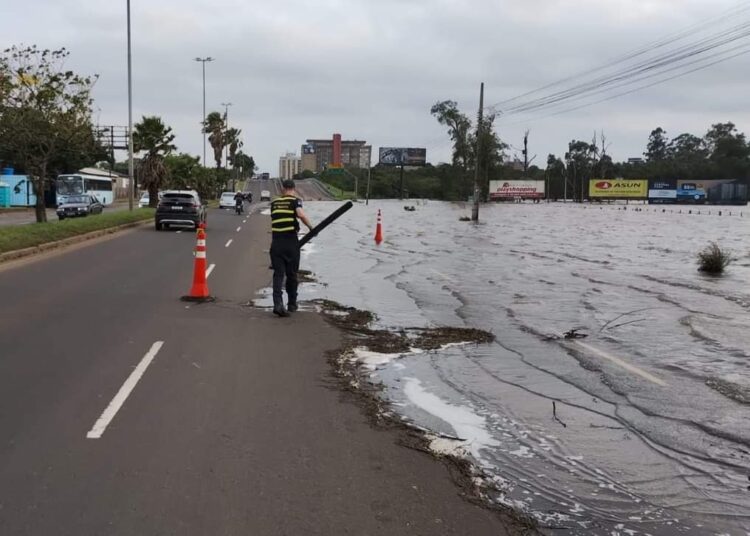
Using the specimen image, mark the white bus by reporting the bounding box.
[56,174,115,206]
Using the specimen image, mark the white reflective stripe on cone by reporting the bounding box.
[197,240,206,247]
[195,251,206,259]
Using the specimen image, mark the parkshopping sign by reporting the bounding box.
[489,180,545,199]
[589,179,647,198]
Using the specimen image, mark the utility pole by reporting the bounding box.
[126,0,134,212]
[194,57,214,167]
[471,82,484,222]
[365,149,372,206]
[221,102,232,170]
[523,130,529,174]
[399,163,405,200]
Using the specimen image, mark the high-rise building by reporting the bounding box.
[300,136,372,173]
[279,152,302,180]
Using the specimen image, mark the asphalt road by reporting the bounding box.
[0,203,518,535]
[244,178,335,202]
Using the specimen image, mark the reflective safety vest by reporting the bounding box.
[270,195,300,234]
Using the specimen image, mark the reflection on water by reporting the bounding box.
[300,200,750,535]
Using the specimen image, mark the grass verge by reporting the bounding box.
[0,208,154,255]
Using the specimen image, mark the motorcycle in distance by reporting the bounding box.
[234,192,244,215]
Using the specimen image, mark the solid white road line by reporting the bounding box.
[236,226,242,232]
[86,341,165,439]
[206,263,216,278]
[225,239,233,248]
[572,341,667,387]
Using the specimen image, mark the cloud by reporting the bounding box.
[4,0,748,171]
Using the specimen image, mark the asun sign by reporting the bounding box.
[589,179,647,199]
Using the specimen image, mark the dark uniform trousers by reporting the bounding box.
[270,234,300,308]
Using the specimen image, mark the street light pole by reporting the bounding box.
[194,57,214,167]
[365,148,372,206]
[221,102,232,170]
[126,0,134,212]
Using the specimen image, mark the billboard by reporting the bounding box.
[489,180,545,200]
[302,143,315,154]
[589,179,647,199]
[378,147,427,166]
[676,179,747,205]
[648,179,677,204]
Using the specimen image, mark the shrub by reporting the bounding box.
[697,242,732,274]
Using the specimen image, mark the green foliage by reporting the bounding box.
[164,153,201,190]
[0,45,102,222]
[0,208,154,254]
[133,116,176,207]
[697,242,733,275]
[233,151,256,178]
[203,111,225,169]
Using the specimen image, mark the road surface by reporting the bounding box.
[0,203,520,535]
[245,178,335,202]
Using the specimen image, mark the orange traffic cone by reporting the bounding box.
[181,227,214,302]
[374,209,383,245]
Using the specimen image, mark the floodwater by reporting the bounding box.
[295,200,750,535]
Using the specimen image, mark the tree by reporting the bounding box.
[133,116,176,207]
[164,153,201,190]
[546,154,566,199]
[703,122,749,179]
[0,45,100,222]
[645,127,669,161]
[430,100,472,169]
[233,151,256,178]
[565,139,597,201]
[203,111,225,169]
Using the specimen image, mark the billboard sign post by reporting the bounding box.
[589,179,647,199]
[378,147,426,199]
[378,147,427,167]
[489,180,545,200]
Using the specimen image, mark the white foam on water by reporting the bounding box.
[402,377,499,462]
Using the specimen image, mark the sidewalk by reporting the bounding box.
[197,210,527,534]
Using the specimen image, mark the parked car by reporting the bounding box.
[138,191,163,208]
[260,190,271,201]
[155,190,206,230]
[57,195,104,220]
[219,191,237,209]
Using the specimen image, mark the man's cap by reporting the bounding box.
[281,179,295,189]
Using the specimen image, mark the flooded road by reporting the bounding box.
[296,200,750,535]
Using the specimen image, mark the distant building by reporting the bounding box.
[279,152,302,180]
[628,157,645,165]
[301,137,372,172]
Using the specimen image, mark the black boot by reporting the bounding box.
[287,302,298,313]
[273,297,289,317]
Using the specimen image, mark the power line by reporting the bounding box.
[501,25,750,117]
[490,1,750,111]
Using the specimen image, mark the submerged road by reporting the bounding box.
[0,204,519,535]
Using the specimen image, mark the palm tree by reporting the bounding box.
[225,127,242,188]
[133,116,176,207]
[203,111,225,169]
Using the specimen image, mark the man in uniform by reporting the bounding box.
[270,179,314,317]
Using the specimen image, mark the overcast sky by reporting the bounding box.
[5,0,749,172]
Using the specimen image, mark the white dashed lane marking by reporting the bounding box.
[86,341,165,439]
